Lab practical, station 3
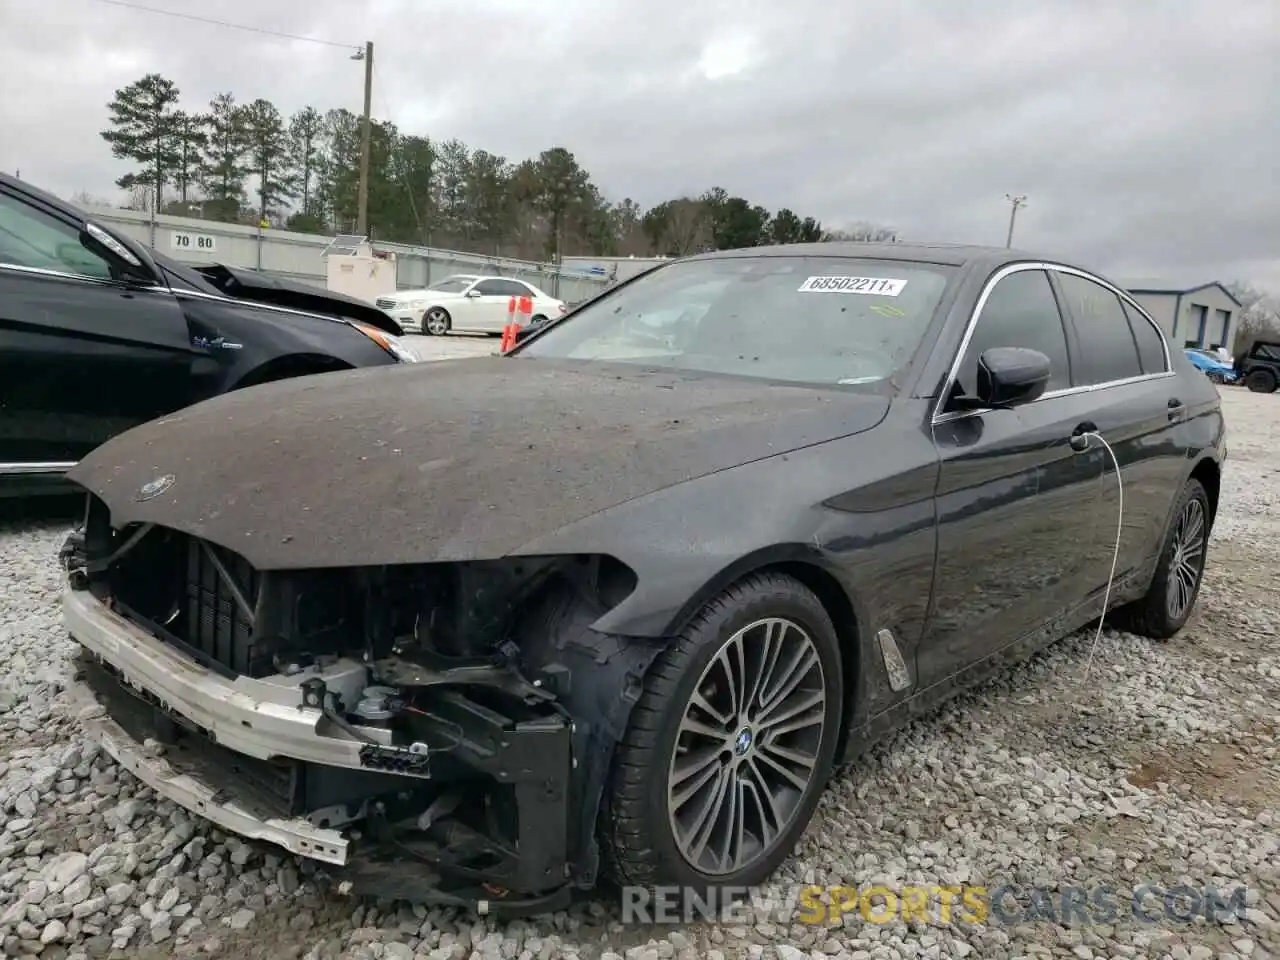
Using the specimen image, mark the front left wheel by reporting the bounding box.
[423,307,452,336]
[601,572,843,890]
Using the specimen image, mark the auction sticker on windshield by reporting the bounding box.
[798,276,906,296]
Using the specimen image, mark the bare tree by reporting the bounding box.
[824,223,899,242]
[123,184,154,213]
[70,190,112,208]
[1226,281,1280,356]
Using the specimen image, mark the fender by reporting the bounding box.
[175,292,399,400]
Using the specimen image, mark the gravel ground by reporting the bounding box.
[401,332,502,361]
[1,387,1277,960]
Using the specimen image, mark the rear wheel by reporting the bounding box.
[601,573,843,890]
[1111,478,1210,639]
[1245,369,1277,393]
[424,307,451,336]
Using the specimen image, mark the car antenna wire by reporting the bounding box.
[1078,429,1124,682]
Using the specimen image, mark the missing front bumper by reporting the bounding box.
[63,586,578,912]
[64,671,351,864]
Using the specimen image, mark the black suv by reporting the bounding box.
[1236,339,1280,393]
[1,174,418,496]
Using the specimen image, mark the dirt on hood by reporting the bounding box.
[67,357,888,570]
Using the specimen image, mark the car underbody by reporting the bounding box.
[61,495,666,916]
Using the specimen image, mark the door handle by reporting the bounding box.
[1167,397,1184,422]
[1069,421,1097,452]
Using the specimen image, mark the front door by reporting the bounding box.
[924,267,1103,687]
[0,188,194,467]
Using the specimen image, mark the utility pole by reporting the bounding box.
[1005,194,1027,248]
[355,41,374,237]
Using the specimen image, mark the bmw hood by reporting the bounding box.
[66,357,888,570]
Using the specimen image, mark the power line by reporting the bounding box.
[86,0,358,50]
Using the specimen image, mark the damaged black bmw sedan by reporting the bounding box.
[60,243,1225,914]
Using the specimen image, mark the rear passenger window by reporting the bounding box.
[1056,273,1143,384]
[956,268,1071,397]
[1121,301,1168,374]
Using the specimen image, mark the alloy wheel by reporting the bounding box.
[425,309,449,335]
[666,617,827,876]
[1166,497,1206,621]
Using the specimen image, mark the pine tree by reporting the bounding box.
[464,150,511,252]
[243,99,299,223]
[433,139,470,241]
[532,147,590,262]
[200,93,252,222]
[288,107,324,223]
[318,109,361,233]
[392,134,435,243]
[100,73,182,215]
[168,111,208,212]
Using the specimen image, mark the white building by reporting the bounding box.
[1120,279,1243,354]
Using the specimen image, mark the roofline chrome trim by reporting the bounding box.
[930,261,1174,425]
[0,461,77,475]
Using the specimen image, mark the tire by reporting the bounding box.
[601,572,843,892]
[1245,369,1277,393]
[531,314,548,326]
[1110,478,1211,640]
[423,307,451,336]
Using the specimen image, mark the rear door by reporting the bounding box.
[458,278,524,332]
[1049,267,1188,594]
[925,266,1104,687]
[0,186,195,468]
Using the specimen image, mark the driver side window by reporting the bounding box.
[0,192,114,281]
[956,269,1071,398]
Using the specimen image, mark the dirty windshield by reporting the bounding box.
[517,256,952,388]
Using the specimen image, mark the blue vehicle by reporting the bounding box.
[1184,347,1238,383]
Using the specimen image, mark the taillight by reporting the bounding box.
[557,303,567,314]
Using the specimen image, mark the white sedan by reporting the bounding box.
[376,275,567,335]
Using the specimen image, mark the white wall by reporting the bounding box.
[85,206,611,303]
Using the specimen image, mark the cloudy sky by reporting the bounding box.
[1,0,1277,289]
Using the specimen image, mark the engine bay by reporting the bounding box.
[63,497,650,911]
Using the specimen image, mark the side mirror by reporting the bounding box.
[973,347,1051,408]
[81,222,143,269]
[465,289,483,298]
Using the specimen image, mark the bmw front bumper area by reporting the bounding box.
[61,585,576,915]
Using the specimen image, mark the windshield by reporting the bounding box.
[516,256,953,387]
[428,277,474,293]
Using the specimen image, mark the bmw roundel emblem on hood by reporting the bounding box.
[135,474,176,502]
